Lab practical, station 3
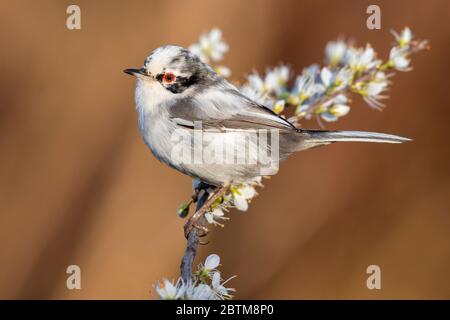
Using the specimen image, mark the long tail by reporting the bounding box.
[296,129,411,151]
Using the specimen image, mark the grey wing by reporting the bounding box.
[165,88,305,184]
[167,88,299,132]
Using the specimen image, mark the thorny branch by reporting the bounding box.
[154,27,429,300]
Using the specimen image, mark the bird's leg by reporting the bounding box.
[191,180,217,203]
[184,184,229,239]
[179,181,215,219]
[191,186,201,203]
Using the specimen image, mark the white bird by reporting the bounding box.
[124,45,410,233]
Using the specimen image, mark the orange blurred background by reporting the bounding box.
[0,0,449,299]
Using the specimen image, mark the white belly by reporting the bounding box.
[134,80,275,185]
[139,112,266,186]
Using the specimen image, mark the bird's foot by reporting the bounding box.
[183,184,229,242]
[184,218,212,245]
[184,219,210,244]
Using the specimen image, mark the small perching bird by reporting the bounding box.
[124,45,410,233]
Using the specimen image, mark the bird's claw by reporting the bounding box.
[191,189,200,203]
[184,219,210,240]
[183,184,229,243]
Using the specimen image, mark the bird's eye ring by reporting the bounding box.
[162,72,176,84]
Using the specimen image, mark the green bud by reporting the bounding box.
[177,201,191,218]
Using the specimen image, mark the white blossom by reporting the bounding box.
[368,71,389,95]
[346,45,380,73]
[273,100,285,114]
[204,254,220,270]
[210,272,236,300]
[318,94,350,122]
[247,72,266,93]
[292,71,324,105]
[334,67,353,90]
[319,66,352,92]
[205,208,228,226]
[185,283,214,300]
[231,184,257,211]
[295,104,313,119]
[353,71,389,109]
[389,47,411,71]
[291,66,324,116]
[240,84,273,107]
[320,67,334,88]
[189,28,229,63]
[155,253,236,300]
[245,65,290,97]
[197,253,222,280]
[366,73,389,109]
[392,27,413,48]
[214,65,231,77]
[155,279,185,300]
[265,65,290,95]
[325,40,347,66]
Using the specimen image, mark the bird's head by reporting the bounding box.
[124,45,217,94]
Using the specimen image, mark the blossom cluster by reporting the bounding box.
[158,27,428,301]
[243,27,428,124]
[179,27,428,227]
[155,254,235,300]
[189,28,231,77]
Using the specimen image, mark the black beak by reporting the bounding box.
[123,68,148,77]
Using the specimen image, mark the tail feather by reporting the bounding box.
[297,129,411,150]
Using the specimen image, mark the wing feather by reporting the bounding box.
[168,89,298,132]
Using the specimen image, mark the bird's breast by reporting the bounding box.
[138,107,177,169]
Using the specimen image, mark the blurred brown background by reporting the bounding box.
[0,0,449,299]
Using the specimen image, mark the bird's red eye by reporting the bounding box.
[162,72,176,84]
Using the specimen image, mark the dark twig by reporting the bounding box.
[180,184,211,283]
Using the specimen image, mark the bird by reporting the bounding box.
[124,45,410,234]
